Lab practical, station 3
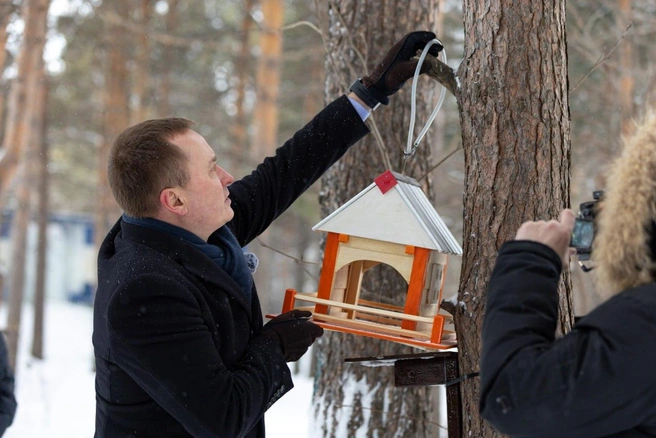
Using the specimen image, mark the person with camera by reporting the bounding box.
[93,31,442,438]
[479,111,656,437]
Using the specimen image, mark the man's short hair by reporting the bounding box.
[108,118,194,218]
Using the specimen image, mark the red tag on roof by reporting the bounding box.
[374,170,397,194]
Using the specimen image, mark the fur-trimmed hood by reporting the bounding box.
[593,110,656,299]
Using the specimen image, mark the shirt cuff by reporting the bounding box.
[348,97,371,121]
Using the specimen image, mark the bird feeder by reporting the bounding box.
[279,170,462,350]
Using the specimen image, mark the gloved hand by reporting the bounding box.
[355,31,443,106]
[260,309,324,362]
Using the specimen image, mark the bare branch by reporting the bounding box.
[255,238,320,281]
[570,22,632,93]
[418,145,462,181]
[420,54,459,98]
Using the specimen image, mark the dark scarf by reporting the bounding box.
[122,215,257,301]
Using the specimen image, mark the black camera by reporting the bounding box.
[570,190,603,262]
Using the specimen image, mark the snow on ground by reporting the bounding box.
[3,300,313,438]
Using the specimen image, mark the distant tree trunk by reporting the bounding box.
[131,0,151,124]
[0,1,16,143]
[252,0,283,158]
[6,163,31,371]
[7,0,49,368]
[0,0,50,199]
[31,77,49,360]
[158,0,178,117]
[252,0,283,315]
[314,1,441,436]
[455,1,574,436]
[95,0,130,251]
[232,0,255,156]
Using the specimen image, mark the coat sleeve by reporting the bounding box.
[226,95,369,246]
[0,335,16,436]
[480,240,656,438]
[106,274,293,438]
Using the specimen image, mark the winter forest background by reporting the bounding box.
[0,0,653,437]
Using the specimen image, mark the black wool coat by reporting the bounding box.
[93,96,369,438]
[480,241,656,438]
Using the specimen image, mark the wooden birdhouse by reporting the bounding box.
[280,170,462,350]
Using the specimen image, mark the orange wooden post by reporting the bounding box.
[402,247,430,331]
[430,314,445,345]
[282,288,297,313]
[315,232,341,314]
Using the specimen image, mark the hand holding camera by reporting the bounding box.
[514,209,576,268]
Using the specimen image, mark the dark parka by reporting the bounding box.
[480,240,656,437]
[93,96,369,438]
[0,334,16,437]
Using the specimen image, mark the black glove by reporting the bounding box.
[261,310,324,362]
[351,31,443,107]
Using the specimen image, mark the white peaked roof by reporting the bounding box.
[313,171,463,255]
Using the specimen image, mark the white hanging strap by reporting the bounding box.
[405,39,447,158]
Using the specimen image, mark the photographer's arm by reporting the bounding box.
[480,241,656,437]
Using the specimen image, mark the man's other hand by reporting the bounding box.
[261,310,324,362]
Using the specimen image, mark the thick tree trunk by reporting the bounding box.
[31,77,49,360]
[314,1,442,436]
[455,1,573,436]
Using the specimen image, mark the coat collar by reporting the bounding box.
[116,219,253,317]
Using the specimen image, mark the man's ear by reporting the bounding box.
[159,188,188,216]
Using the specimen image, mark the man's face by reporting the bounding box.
[169,129,234,239]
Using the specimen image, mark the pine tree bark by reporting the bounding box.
[455,1,573,436]
[314,1,442,436]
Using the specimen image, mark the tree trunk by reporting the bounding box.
[455,1,573,436]
[131,0,151,125]
[3,0,49,372]
[0,0,16,144]
[314,1,441,436]
[252,0,283,159]
[31,77,49,360]
[0,0,50,199]
[252,0,284,316]
[95,0,130,251]
[232,0,254,155]
[158,0,178,117]
[7,5,49,368]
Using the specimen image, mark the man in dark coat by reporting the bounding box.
[93,32,443,438]
[480,111,656,437]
